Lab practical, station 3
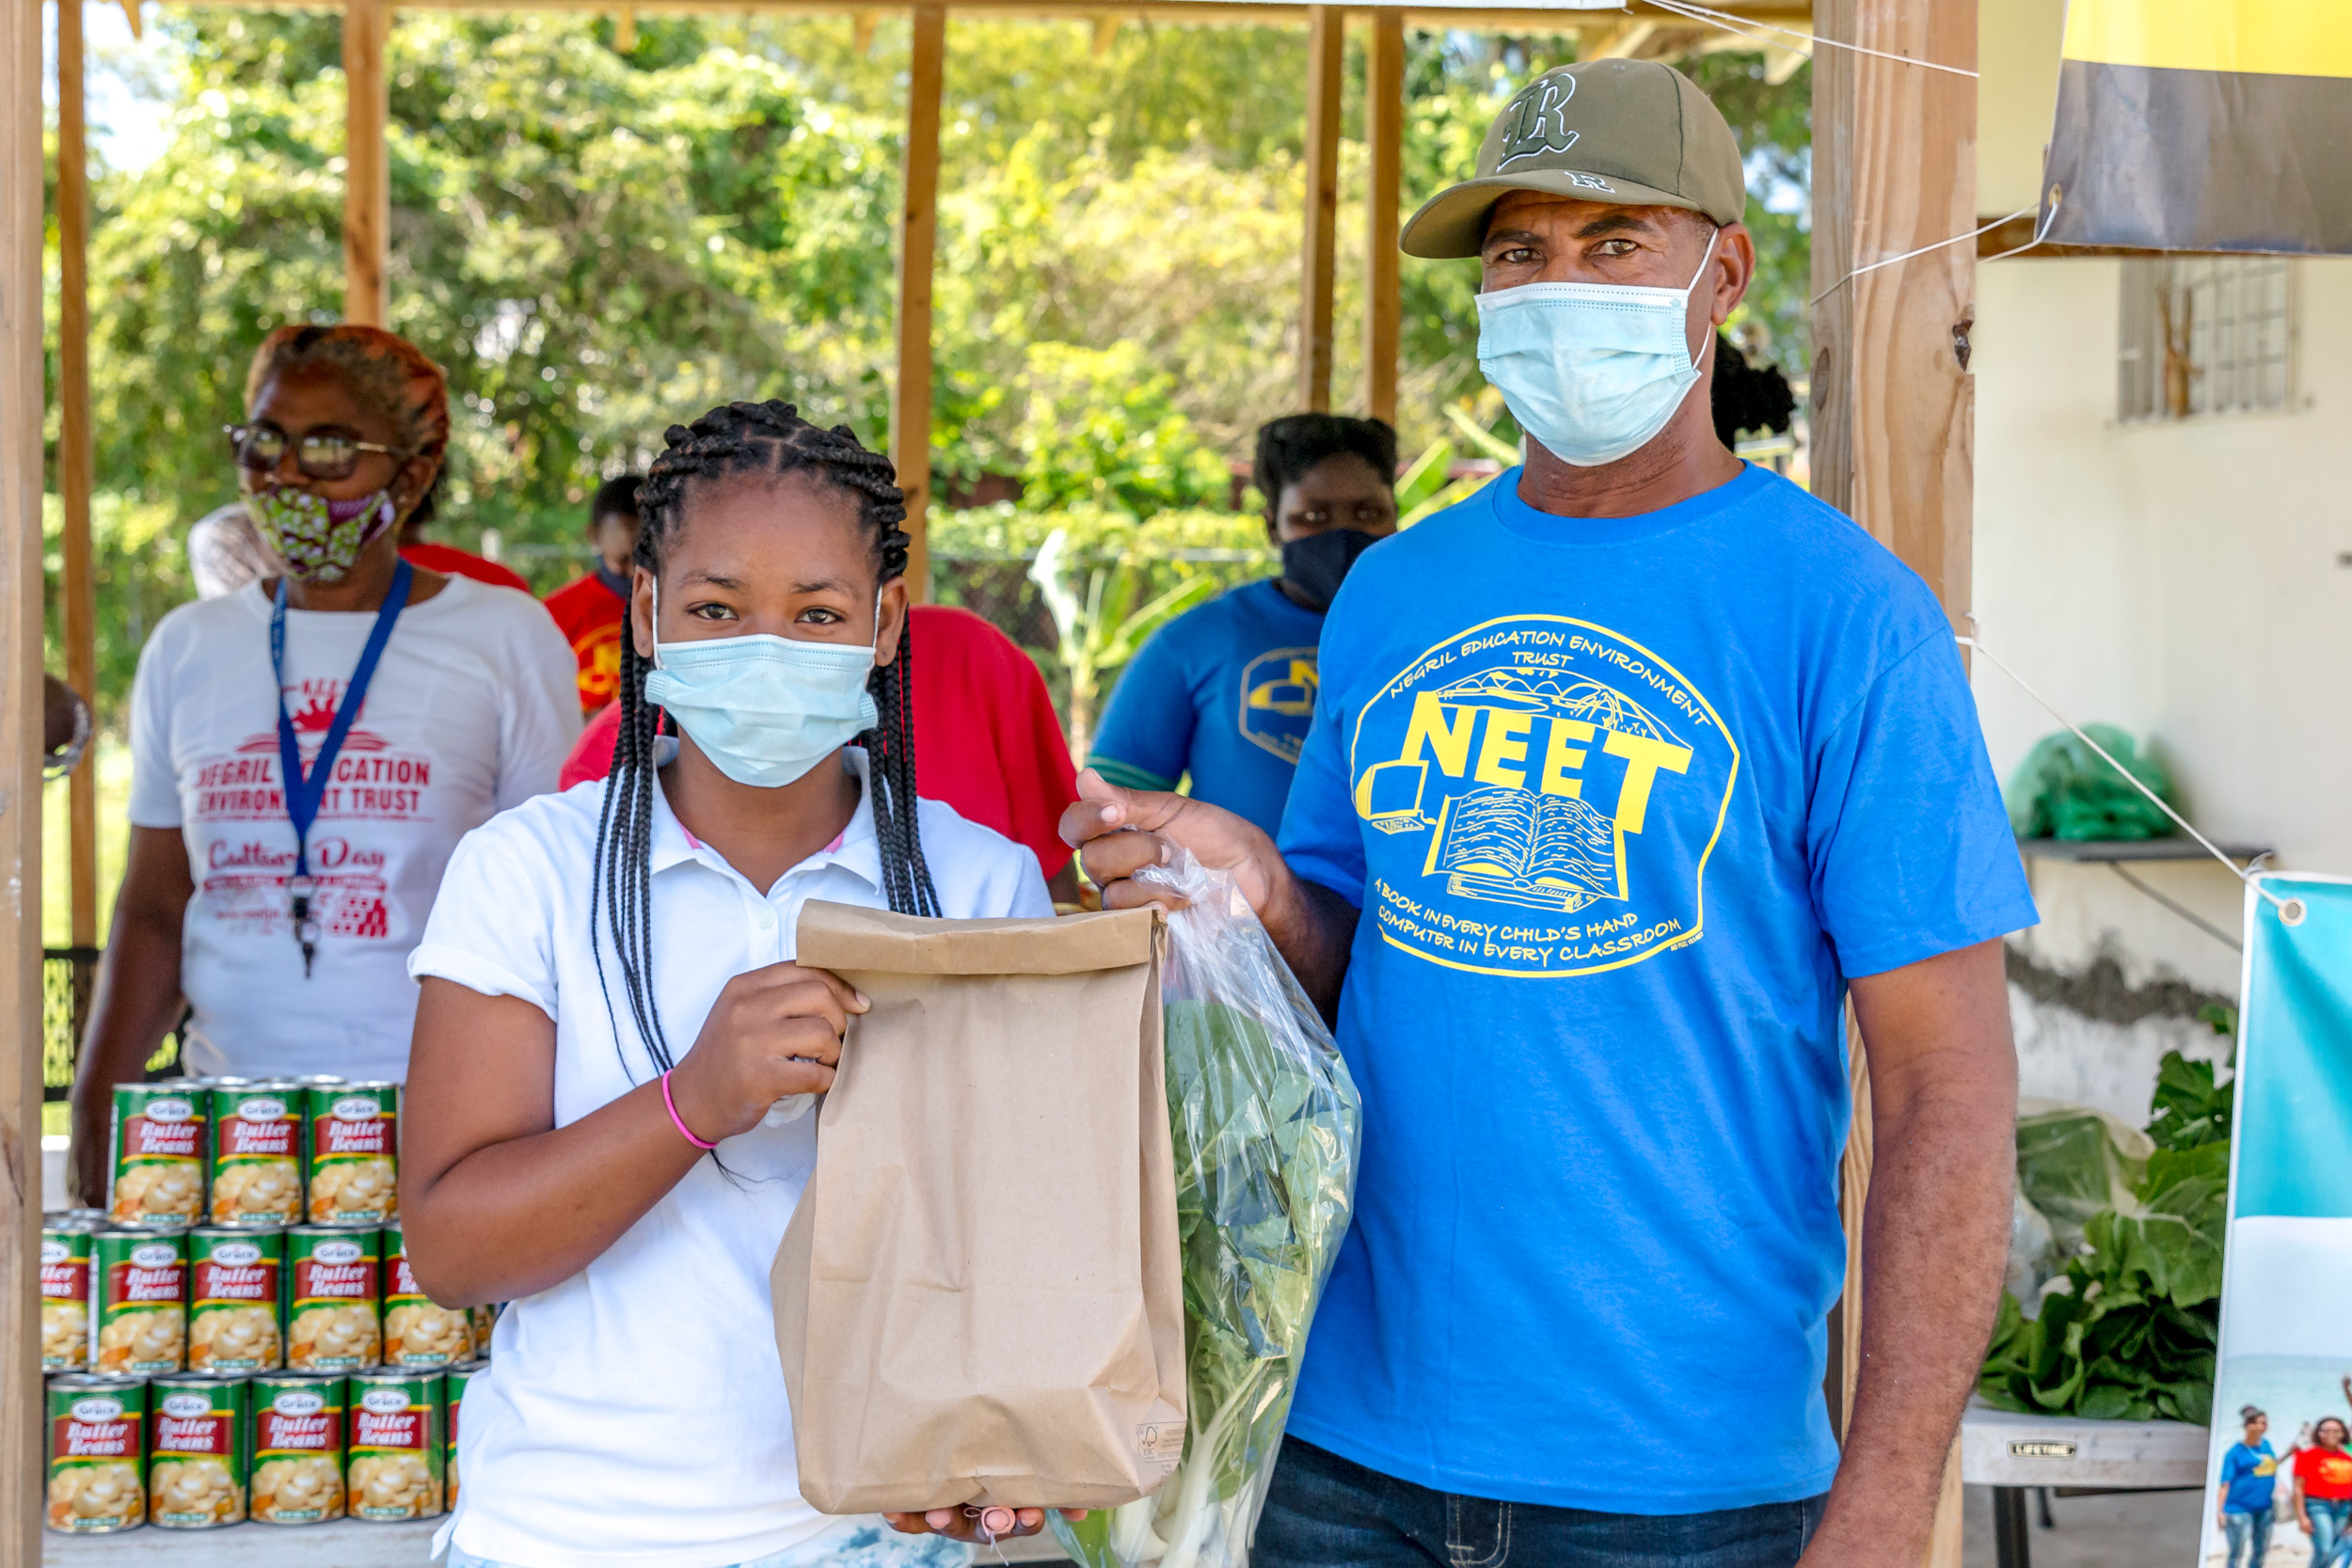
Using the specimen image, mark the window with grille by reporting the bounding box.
[2117,256,2293,422]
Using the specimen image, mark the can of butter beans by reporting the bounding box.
[443,1359,482,1511]
[90,1228,186,1377]
[188,1227,282,1373]
[209,1081,304,1227]
[41,1212,98,1371]
[107,1083,207,1229]
[148,1373,248,1528]
[249,1372,345,1524]
[45,1374,147,1533]
[381,1226,471,1369]
[346,1370,446,1521]
[306,1083,398,1227]
[284,1226,380,1372]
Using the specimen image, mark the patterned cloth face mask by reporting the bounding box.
[246,485,400,585]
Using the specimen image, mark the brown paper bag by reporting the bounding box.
[773,900,1188,1515]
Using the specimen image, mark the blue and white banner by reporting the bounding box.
[2202,876,2352,1567]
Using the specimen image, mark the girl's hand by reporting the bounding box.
[882,1507,1088,1543]
[667,961,866,1142]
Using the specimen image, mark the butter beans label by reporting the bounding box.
[93,1232,187,1376]
[110,1088,207,1228]
[211,1087,302,1227]
[190,1231,283,1373]
[47,1381,147,1533]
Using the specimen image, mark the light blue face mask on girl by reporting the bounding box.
[1474,229,1719,468]
[641,583,881,789]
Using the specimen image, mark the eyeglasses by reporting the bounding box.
[224,422,405,482]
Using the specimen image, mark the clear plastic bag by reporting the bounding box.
[1054,850,1362,1568]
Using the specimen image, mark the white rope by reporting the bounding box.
[1959,621,2299,921]
[1638,0,1979,78]
[1808,206,2032,307]
[1979,200,2061,263]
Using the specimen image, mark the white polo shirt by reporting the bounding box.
[408,749,1051,1568]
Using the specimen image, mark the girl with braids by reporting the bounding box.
[402,402,1063,1566]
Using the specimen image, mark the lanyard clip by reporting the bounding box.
[288,875,320,979]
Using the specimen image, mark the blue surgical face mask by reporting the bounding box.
[1475,230,1718,468]
[641,581,881,789]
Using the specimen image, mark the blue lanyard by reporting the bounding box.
[271,559,413,977]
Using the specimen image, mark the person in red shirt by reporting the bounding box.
[2297,1417,2352,1568]
[398,513,531,593]
[542,476,644,714]
[562,602,1081,896]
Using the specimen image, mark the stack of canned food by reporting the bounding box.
[40,1076,496,1535]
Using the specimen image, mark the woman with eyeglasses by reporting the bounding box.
[69,325,580,1208]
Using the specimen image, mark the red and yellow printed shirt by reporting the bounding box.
[2299,1446,2352,1501]
[543,569,630,715]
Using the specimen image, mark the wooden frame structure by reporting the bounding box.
[8,0,1979,1560]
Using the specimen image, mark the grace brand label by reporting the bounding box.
[46,1379,148,1533]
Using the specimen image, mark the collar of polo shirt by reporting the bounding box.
[644,741,884,892]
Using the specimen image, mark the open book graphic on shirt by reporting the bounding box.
[1436,785,1623,912]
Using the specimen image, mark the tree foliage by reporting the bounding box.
[54,14,1813,714]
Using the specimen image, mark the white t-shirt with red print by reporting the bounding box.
[129,574,580,1083]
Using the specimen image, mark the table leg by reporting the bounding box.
[1995,1485,2033,1568]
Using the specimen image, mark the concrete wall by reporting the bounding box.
[1968,245,2352,1117]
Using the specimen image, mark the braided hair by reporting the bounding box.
[591,400,941,1083]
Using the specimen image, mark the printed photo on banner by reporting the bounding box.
[2201,875,2352,1568]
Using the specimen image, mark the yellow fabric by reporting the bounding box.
[2063,0,2352,79]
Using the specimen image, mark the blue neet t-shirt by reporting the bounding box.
[1090,579,1325,836]
[2223,1442,2280,1514]
[1276,464,2037,1513]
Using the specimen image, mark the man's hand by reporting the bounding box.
[1060,769,1283,914]
[1060,769,1360,1018]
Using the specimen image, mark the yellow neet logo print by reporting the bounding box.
[1347,614,1738,978]
[1240,646,1319,765]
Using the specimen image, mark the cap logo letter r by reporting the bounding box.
[1498,77,1579,170]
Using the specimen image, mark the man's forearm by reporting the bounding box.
[1805,1055,2014,1565]
[1261,870,1359,1022]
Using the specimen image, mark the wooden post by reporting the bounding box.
[342,0,390,326]
[1297,4,1343,412]
[3,0,48,1555]
[1810,0,1977,1557]
[56,0,97,955]
[891,3,946,600]
[1362,8,1403,425]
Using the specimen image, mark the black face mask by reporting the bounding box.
[1279,529,1379,612]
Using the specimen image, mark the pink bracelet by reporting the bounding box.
[660,1070,719,1150]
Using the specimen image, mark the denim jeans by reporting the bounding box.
[1252,1437,1829,1568]
[2311,1499,2352,1568]
[2225,1508,2272,1568]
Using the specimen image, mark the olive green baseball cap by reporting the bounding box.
[1401,59,1748,259]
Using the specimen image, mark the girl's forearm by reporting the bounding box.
[402,1080,702,1306]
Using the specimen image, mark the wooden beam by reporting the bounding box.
[892,2,946,600]
[1091,13,1119,53]
[612,5,638,48]
[154,0,1810,29]
[56,0,98,955]
[1297,4,1343,412]
[3,0,47,1553]
[851,8,877,53]
[1810,0,1976,1556]
[342,0,390,326]
[1362,8,1402,425]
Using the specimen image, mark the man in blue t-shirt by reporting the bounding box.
[1064,58,2035,1568]
[2221,1406,2280,1568]
[1087,414,1398,835]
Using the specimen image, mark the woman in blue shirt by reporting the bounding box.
[2221,1406,2281,1568]
[1089,414,1397,836]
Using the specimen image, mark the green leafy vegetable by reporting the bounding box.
[1057,861,1361,1568]
[1980,1052,2231,1425]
